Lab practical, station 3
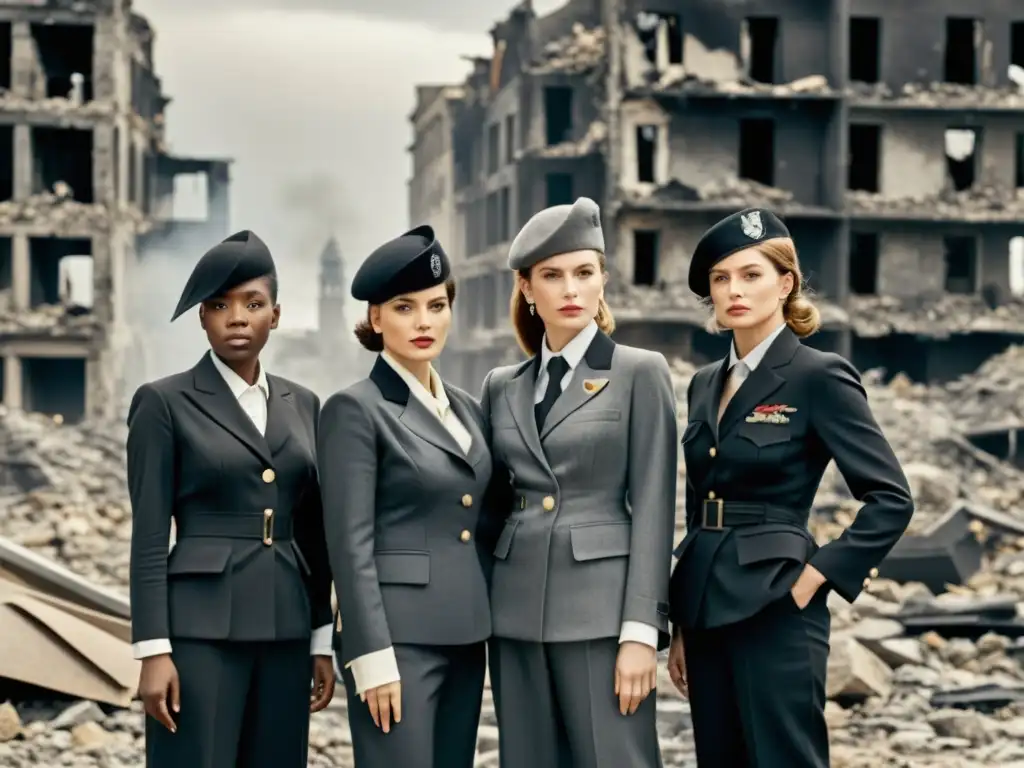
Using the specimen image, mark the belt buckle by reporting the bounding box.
[702,499,724,530]
[263,509,274,545]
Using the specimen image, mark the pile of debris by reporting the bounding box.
[533,119,607,158]
[0,193,112,233]
[0,291,98,335]
[846,187,1024,222]
[948,345,1024,425]
[846,294,1024,338]
[625,177,833,215]
[529,23,605,75]
[654,72,835,99]
[846,81,1024,110]
[0,93,115,117]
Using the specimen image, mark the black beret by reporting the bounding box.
[688,208,790,298]
[171,230,276,321]
[351,225,450,304]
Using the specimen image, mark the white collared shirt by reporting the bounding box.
[531,319,659,651]
[727,321,787,384]
[131,350,334,661]
[345,352,473,695]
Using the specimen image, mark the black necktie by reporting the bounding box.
[535,356,570,431]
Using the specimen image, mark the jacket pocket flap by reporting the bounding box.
[375,551,430,585]
[735,530,809,566]
[737,424,792,448]
[167,542,232,575]
[570,521,631,562]
[494,519,519,560]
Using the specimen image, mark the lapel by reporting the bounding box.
[504,355,548,471]
[698,357,729,444]
[447,389,488,469]
[184,351,271,465]
[264,375,298,456]
[369,357,475,471]
[717,327,801,439]
[540,329,615,439]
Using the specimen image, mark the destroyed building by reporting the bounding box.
[408,0,1024,390]
[0,0,230,424]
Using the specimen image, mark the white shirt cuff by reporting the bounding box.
[310,624,334,656]
[618,620,659,649]
[346,646,401,695]
[133,638,173,659]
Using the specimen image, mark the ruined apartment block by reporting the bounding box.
[0,0,230,424]
[409,0,1024,390]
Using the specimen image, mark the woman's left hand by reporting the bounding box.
[614,641,657,715]
[310,656,336,713]
[790,563,827,610]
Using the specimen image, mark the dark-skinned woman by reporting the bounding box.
[126,230,336,768]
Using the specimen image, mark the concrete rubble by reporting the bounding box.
[654,73,835,99]
[846,186,1024,222]
[846,294,1024,338]
[528,23,605,76]
[0,192,113,232]
[0,291,97,335]
[1,352,1024,765]
[847,81,1024,110]
[0,92,115,117]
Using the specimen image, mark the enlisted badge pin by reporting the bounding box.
[582,378,609,394]
[740,210,764,239]
[745,403,797,424]
[430,253,442,278]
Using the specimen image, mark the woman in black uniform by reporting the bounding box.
[667,208,914,767]
[319,225,493,768]
[127,230,335,768]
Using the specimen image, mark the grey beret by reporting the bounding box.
[507,196,605,271]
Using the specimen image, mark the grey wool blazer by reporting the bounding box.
[479,330,678,648]
[318,356,494,668]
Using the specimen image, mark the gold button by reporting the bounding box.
[542,495,555,511]
[709,447,716,457]
[263,536,273,545]
[863,577,871,588]
[262,468,275,483]
[707,491,716,500]
[462,494,473,507]
[460,529,471,542]
[869,567,879,578]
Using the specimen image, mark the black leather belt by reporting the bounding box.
[176,512,293,544]
[700,499,804,531]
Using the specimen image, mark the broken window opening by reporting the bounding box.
[636,125,658,183]
[944,235,977,294]
[1010,236,1024,296]
[485,191,499,247]
[944,18,980,85]
[171,173,209,221]
[849,18,880,83]
[21,357,86,424]
[945,128,978,192]
[1012,23,1024,69]
[543,86,573,145]
[743,17,779,84]
[30,23,94,102]
[29,237,91,309]
[0,23,11,91]
[848,232,879,295]
[498,186,510,242]
[0,126,12,202]
[848,124,880,192]
[635,12,682,66]
[31,127,93,203]
[504,114,516,164]
[0,238,11,294]
[1017,133,1024,188]
[633,230,659,286]
[739,118,774,186]
[487,122,500,175]
[546,173,574,206]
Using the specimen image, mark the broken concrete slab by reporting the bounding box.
[878,506,984,593]
[826,635,893,701]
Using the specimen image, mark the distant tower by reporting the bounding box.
[317,238,347,344]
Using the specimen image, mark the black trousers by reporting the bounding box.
[146,638,312,768]
[342,642,486,768]
[683,589,831,767]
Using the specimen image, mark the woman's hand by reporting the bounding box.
[667,627,688,698]
[362,681,402,732]
[614,641,657,715]
[309,656,336,713]
[790,563,827,609]
[139,654,180,732]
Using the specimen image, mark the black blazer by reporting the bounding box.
[669,327,914,630]
[127,351,333,645]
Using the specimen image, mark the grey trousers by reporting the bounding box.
[342,641,486,768]
[491,637,663,768]
[145,638,312,768]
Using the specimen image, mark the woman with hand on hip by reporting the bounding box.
[479,197,677,768]
[127,230,336,768]
[667,208,914,767]
[319,226,493,768]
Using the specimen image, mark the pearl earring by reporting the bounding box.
[529,303,535,316]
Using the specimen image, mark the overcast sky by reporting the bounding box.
[133,0,565,329]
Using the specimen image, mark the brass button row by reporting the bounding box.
[709,447,716,458]
[262,468,275,483]
[707,491,716,500]
[460,529,472,543]
[462,494,472,507]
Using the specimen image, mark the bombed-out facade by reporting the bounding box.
[0,0,229,424]
[408,0,1024,391]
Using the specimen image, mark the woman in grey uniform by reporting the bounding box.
[127,230,336,768]
[319,225,493,768]
[667,208,914,766]
[479,197,677,768]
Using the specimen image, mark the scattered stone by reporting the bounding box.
[0,703,21,742]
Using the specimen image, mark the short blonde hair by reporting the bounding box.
[703,236,821,338]
[510,253,615,357]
